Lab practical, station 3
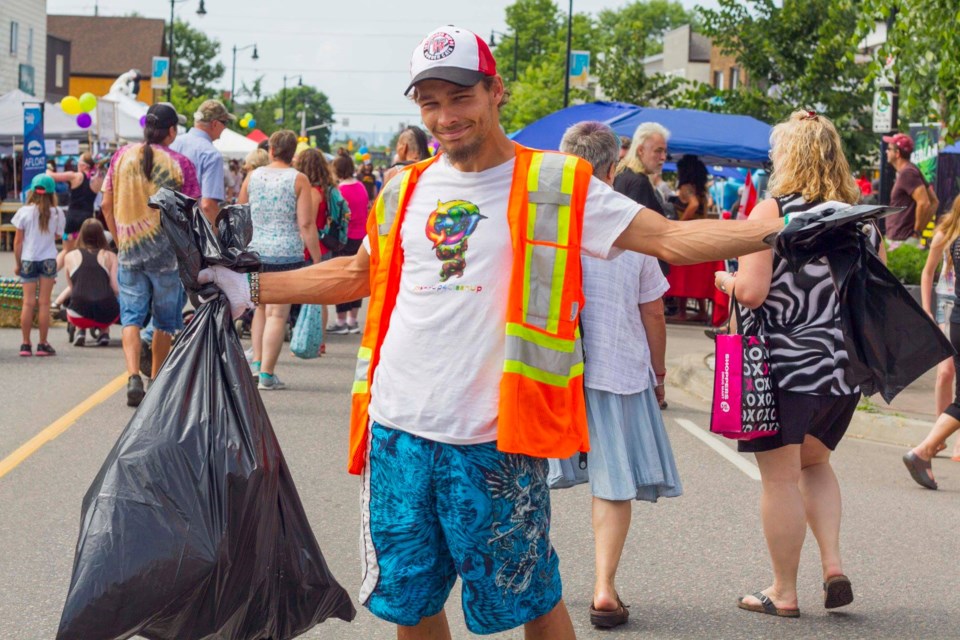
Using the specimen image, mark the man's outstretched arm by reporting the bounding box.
[614,208,783,264]
[260,247,371,305]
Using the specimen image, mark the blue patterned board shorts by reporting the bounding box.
[359,423,562,634]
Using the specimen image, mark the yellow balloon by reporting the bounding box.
[61,96,81,116]
[239,118,250,128]
[78,92,97,113]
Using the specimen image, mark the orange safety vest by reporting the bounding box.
[347,144,594,474]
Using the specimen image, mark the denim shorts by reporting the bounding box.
[20,259,57,283]
[118,266,184,334]
[359,423,562,634]
[937,293,956,325]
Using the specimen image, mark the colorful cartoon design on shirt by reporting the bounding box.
[425,199,486,281]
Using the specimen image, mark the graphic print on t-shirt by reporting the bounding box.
[425,199,487,281]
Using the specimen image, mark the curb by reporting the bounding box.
[669,352,936,448]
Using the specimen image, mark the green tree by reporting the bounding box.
[697,0,874,161]
[168,19,226,98]
[236,84,335,151]
[855,2,960,139]
[592,0,694,105]
[496,2,598,132]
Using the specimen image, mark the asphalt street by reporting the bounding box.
[0,321,958,640]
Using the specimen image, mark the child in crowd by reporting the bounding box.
[12,174,66,356]
[63,219,120,347]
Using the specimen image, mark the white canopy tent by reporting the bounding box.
[213,127,257,159]
[0,89,88,140]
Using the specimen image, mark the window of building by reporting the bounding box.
[713,69,724,90]
[27,27,33,63]
[730,66,741,89]
[55,54,64,88]
[9,22,18,55]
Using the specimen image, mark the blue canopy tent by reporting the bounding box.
[510,101,773,168]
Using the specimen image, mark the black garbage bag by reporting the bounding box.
[775,203,954,402]
[57,192,355,640]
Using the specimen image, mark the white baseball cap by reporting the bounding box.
[405,26,497,96]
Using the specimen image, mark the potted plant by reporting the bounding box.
[886,242,926,305]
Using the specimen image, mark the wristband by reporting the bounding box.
[248,271,260,306]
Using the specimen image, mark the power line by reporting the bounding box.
[233,66,407,74]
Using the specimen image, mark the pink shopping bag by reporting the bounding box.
[710,333,780,440]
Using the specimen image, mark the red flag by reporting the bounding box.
[738,170,758,218]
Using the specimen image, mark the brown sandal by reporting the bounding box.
[823,575,854,609]
[589,597,630,628]
[737,592,800,618]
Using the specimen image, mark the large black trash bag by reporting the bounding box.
[775,203,954,402]
[57,192,356,640]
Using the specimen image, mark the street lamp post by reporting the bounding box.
[282,74,303,128]
[488,29,519,82]
[167,0,207,102]
[230,43,258,112]
[563,0,573,108]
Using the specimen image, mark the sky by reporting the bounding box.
[46,0,719,143]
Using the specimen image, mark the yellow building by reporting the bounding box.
[47,15,166,104]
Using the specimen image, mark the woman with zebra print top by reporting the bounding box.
[713,110,864,618]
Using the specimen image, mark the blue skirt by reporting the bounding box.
[548,387,683,502]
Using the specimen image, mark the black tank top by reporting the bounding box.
[68,249,120,324]
[69,175,97,214]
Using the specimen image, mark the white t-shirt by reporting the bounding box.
[368,155,641,445]
[581,252,668,394]
[12,204,66,261]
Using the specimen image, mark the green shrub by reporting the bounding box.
[885,243,927,285]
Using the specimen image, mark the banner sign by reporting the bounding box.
[152,56,170,90]
[97,99,118,144]
[569,50,590,89]
[909,124,940,184]
[21,105,46,201]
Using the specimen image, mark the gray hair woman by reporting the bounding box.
[550,121,682,629]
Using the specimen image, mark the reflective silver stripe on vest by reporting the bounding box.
[529,153,570,244]
[526,243,558,330]
[504,333,583,378]
[378,175,403,237]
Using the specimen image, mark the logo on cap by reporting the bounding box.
[423,32,455,61]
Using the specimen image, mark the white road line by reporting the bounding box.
[674,418,761,481]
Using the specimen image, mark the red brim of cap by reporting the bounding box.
[881,135,897,143]
[404,68,488,96]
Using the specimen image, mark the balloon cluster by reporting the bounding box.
[61,93,98,129]
[239,112,257,129]
[353,146,371,163]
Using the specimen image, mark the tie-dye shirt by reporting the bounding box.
[104,142,200,271]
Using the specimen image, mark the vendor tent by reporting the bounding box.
[215,127,258,159]
[0,89,87,139]
[246,129,268,144]
[511,101,773,168]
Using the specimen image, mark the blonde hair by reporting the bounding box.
[767,110,860,204]
[618,122,670,176]
[26,190,57,233]
[937,194,960,269]
[243,148,269,172]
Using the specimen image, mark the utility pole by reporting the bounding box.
[563,0,573,108]
[878,8,899,208]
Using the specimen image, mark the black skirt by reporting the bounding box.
[738,388,859,453]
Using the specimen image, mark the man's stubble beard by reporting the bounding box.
[442,136,485,165]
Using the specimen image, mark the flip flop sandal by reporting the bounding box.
[823,575,854,609]
[737,592,800,618]
[589,597,630,628]
[902,451,938,490]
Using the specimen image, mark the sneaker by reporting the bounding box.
[127,374,145,407]
[73,329,87,347]
[327,324,349,335]
[258,372,286,390]
[139,339,153,378]
[97,332,111,347]
[347,323,361,334]
[244,346,254,363]
[250,360,261,378]
[36,343,57,357]
[19,343,32,357]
